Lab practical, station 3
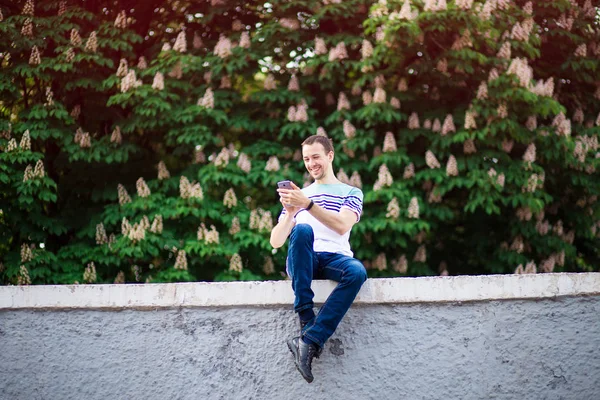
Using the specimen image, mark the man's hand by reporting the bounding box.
[280,196,300,216]
[278,182,310,210]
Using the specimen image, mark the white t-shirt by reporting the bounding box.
[279,182,363,257]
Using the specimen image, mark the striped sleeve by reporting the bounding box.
[341,187,363,221]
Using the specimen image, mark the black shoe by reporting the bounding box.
[287,337,320,383]
[297,318,322,359]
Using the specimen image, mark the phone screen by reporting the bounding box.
[277,180,293,190]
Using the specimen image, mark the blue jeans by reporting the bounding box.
[286,224,367,349]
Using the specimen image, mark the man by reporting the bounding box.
[270,135,367,383]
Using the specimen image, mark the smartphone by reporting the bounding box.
[277,180,293,190]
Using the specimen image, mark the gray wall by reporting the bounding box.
[1,296,599,400]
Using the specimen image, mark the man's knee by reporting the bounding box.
[290,224,314,241]
[346,261,367,285]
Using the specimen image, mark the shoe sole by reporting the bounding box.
[287,338,314,383]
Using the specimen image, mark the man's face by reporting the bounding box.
[302,143,333,180]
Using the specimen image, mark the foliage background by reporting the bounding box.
[1,0,599,285]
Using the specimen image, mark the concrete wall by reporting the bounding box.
[1,273,599,400]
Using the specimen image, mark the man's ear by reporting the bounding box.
[328,151,334,162]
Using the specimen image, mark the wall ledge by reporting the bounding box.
[1,272,599,310]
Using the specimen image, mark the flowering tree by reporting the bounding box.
[1,0,599,285]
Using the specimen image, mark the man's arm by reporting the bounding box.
[270,204,297,248]
[278,182,359,236]
[305,203,358,236]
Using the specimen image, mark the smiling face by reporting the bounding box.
[302,142,334,181]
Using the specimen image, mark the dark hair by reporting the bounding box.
[301,135,334,154]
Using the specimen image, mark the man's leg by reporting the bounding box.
[302,252,367,349]
[286,224,318,324]
[286,224,322,383]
